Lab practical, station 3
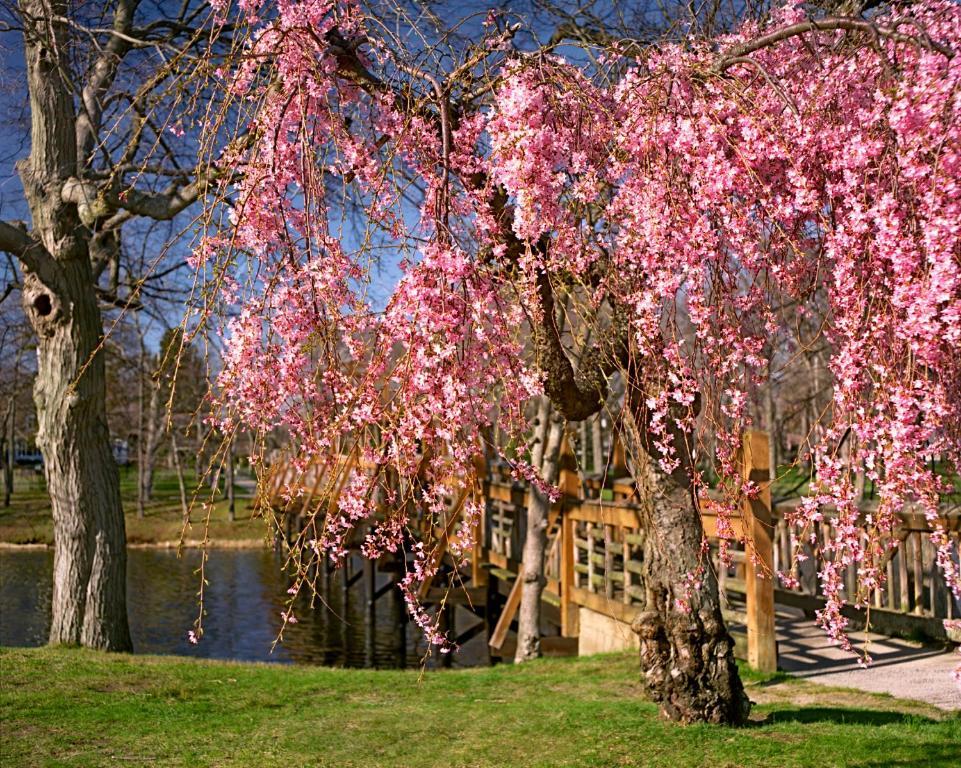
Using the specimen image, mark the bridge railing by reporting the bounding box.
[483,431,960,666]
[484,432,779,670]
[263,432,960,668]
[769,499,960,634]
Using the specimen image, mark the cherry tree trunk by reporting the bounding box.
[623,400,749,725]
[515,403,564,662]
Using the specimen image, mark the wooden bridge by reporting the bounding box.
[263,432,961,672]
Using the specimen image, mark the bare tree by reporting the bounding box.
[0,0,225,650]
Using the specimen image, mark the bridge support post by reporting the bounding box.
[392,569,407,668]
[364,554,376,667]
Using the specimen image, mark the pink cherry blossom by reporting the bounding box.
[199,0,961,653]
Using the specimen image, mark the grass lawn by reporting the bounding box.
[0,648,958,768]
[0,468,266,546]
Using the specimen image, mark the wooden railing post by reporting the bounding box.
[742,431,777,673]
[558,436,580,638]
[560,507,579,637]
[471,454,489,587]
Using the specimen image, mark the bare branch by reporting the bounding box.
[714,16,955,71]
[0,220,52,277]
[75,0,141,165]
[111,176,211,221]
[62,171,210,223]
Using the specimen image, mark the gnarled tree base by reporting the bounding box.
[632,591,749,725]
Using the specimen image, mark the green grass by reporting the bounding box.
[0,468,264,546]
[0,648,958,767]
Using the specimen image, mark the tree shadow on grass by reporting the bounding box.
[848,747,961,768]
[756,707,938,726]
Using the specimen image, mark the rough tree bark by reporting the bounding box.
[8,1,132,651]
[622,390,749,725]
[515,399,564,662]
[25,257,131,649]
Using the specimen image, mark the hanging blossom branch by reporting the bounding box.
[195,0,961,656]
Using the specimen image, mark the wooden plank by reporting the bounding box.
[898,541,910,612]
[722,608,749,625]
[424,586,488,606]
[700,511,746,540]
[567,502,642,528]
[913,531,924,614]
[730,630,748,662]
[558,439,581,498]
[493,635,579,659]
[487,482,526,506]
[877,532,906,609]
[926,536,939,617]
[773,587,951,640]
[587,523,595,593]
[540,636,579,656]
[298,464,328,518]
[603,524,615,599]
[624,584,646,602]
[489,573,523,650]
[622,536,631,606]
[570,586,638,625]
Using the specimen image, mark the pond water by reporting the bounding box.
[0,548,488,668]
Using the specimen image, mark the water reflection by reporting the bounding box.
[0,548,488,668]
